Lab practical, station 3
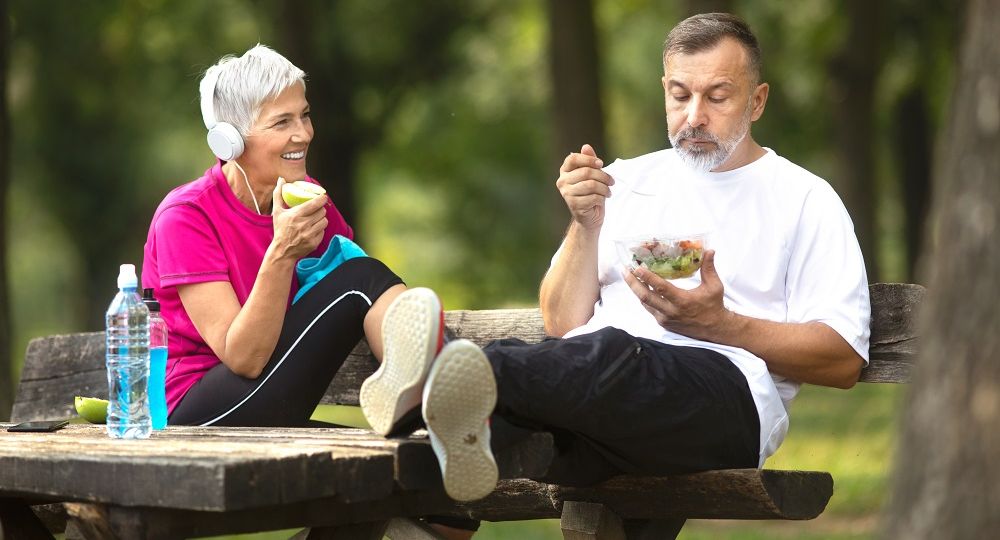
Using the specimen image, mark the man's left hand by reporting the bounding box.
[623,249,737,342]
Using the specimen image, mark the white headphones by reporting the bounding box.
[199,68,245,161]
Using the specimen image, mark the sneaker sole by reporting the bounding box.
[423,340,498,502]
[360,288,443,436]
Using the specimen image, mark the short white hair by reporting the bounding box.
[201,44,306,137]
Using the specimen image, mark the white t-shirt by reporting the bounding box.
[552,148,871,465]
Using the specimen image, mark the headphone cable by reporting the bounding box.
[231,160,262,215]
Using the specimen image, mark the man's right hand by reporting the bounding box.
[556,144,614,230]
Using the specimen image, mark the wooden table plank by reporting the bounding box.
[0,425,396,511]
[159,426,554,490]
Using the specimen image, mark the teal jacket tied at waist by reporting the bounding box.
[294,235,368,303]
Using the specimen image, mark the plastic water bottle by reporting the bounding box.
[143,288,168,430]
[105,264,151,439]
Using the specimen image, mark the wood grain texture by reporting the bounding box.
[12,469,828,538]
[0,425,395,511]
[12,283,924,421]
[454,469,832,521]
[560,501,626,540]
[34,469,828,538]
[384,517,445,540]
[63,502,114,540]
[860,283,925,383]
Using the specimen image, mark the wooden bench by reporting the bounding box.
[1,283,923,539]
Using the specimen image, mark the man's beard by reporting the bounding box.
[668,105,752,172]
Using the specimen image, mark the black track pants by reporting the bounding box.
[486,326,761,486]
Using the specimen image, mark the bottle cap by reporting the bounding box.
[142,288,161,312]
[117,264,138,289]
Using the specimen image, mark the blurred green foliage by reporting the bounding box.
[5,0,960,367]
[3,1,959,536]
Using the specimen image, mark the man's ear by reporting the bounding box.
[751,82,769,121]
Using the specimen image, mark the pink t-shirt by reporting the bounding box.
[141,162,353,414]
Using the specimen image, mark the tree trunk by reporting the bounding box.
[828,0,884,282]
[276,1,471,242]
[279,0,362,237]
[546,0,606,158]
[0,0,13,421]
[546,0,607,239]
[683,0,732,16]
[885,0,1000,536]
[892,88,932,281]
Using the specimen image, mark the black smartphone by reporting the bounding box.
[6,420,69,433]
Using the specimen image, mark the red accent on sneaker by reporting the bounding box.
[437,309,445,353]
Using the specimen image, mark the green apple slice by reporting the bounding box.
[75,396,108,424]
[282,180,327,207]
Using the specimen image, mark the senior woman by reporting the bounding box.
[141,43,421,428]
[142,46,487,537]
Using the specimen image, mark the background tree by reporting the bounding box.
[546,0,607,240]
[0,0,11,420]
[889,0,965,280]
[276,0,482,233]
[0,1,975,536]
[547,0,607,158]
[684,0,731,16]
[827,0,885,281]
[8,2,244,330]
[885,0,1000,535]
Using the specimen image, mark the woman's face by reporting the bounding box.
[240,82,313,184]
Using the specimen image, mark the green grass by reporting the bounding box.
[310,403,371,428]
[678,383,906,539]
[204,384,905,539]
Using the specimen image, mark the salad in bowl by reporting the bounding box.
[616,233,708,280]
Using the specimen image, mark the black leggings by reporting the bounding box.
[168,257,403,427]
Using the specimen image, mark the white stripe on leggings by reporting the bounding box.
[199,290,373,426]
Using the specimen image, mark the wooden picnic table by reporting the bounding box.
[0,422,828,539]
[0,424,557,538]
[1,283,924,539]
[0,424,398,538]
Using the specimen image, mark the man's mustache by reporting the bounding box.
[675,127,719,143]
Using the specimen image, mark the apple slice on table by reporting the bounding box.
[75,396,108,424]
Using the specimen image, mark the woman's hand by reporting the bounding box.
[270,177,328,261]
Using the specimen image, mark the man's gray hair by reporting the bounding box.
[663,13,762,86]
[201,44,306,137]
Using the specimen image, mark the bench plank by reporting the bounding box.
[456,470,832,521]
[11,283,924,422]
[35,468,830,539]
[322,309,549,405]
[860,283,924,383]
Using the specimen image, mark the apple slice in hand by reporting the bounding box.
[282,180,327,207]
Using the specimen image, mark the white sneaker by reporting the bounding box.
[360,287,444,436]
[422,339,498,502]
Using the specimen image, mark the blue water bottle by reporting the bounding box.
[105,264,152,439]
[143,288,168,430]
